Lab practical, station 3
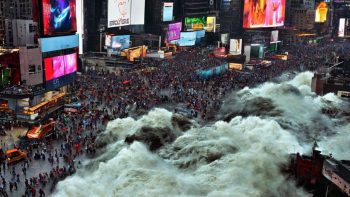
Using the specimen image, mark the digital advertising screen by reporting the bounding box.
[39,34,79,53]
[44,52,77,81]
[105,35,112,47]
[221,33,229,45]
[206,16,216,32]
[130,0,145,25]
[178,32,196,46]
[243,0,286,28]
[271,30,279,42]
[338,18,350,37]
[185,16,206,30]
[315,2,328,23]
[162,2,173,22]
[229,63,243,70]
[195,30,205,44]
[42,0,77,36]
[111,35,130,50]
[166,22,182,42]
[108,0,131,27]
[250,44,264,59]
[229,39,242,55]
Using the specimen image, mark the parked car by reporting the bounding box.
[6,149,27,164]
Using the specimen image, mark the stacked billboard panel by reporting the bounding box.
[44,52,77,90]
[41,0,77,36]
[185,16,206,30]
[243,0,286,28]
[162,2,174,22]
[166,22,182,42]
[177,32,196,46]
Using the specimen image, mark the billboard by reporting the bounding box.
[315,2,328,23]
[41,0,77,36]
[185,16,206,30]
[39,34,79,53]
[108,0,131,27]
[338,18,350,37]
[271,30,279,42]
[162,2,173,22]
[130,0,145,25]
[229,63,243,70]
[221,33,229,45]
[166,22,182,42]
[251,44,264,59]
[111,35,130,50]
[178,32,196,46]
[206,16,216,32]
[229,39,242,55]
[243,0,286,28]
[195,30,205,44]
[44,53,77,81]
[244,45,251,63]
[105,35,112,47]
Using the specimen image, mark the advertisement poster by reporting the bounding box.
[270,30,279,42]
[244,45,251,63]
[243,0,286,28]
[111,35,130,50]
[206,16,216,32]
[185,16,206,30]
[178,32,196,46]
[229,63,243,70]
[44,53,77,81]
[338,18,345,37]
[195,30,205,44]
[108,0,131,27]
[166,22,182,42]
[229,39,242,55]
[163,2,173,22]
[105,35,112,47]
[221,33,229,45]
[42,0,77,36]
[315,2,328,23]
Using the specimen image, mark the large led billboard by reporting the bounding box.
[315,2,328,23]
[111,35,130,50]
[42,0,77,36]
[166,22,182,42]
[108,0,131,27]
[178,32,196,46]
[44,53,77,81]
[162,2,173,22]
[130,0,145,25]
[243,0,286,28]
[39,34,79,53]
[185,16,206,30]
[338,18,350,37]
[206,16,216,32]
[229,39,242,55]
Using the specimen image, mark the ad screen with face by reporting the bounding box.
[243,0,286,28]
[44,53,77,81]
[108,0,131,27]
[42,0,77,36]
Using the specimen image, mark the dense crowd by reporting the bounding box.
[0,39,349,196]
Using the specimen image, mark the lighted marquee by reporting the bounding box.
[243,0,286,28]
[42,0,77,36]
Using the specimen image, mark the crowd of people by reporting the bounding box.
[0,39,349,196]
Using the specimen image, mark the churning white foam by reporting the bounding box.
[53,72,348,197]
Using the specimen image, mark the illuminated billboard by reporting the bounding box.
[206,16,216,32]
[44,53,77,81]
[243,0,286,28]
[162,2,173,22]
[111,35,130,50]
[195,30,205,44]
[105,35,112,47]
[221,33,229,45]
[229,39,242,55]
[178,32,196,46]
[251,44,264,59]
[338,18,350,37]
[271,30,279,42]
[229,63,243,70]
[39,34,79,53]
[130,0,145,25]
[166,22,182,42]
[185,16,206,30]
[108,0,131,27]
[315,2,328,23]
[42,0,77,36]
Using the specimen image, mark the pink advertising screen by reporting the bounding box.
[44,52,77,81]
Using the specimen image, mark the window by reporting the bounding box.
[29,65,36,74]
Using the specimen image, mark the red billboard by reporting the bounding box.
[42,0,77,36]
[243,0,286,28]
[44,53,77,81]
